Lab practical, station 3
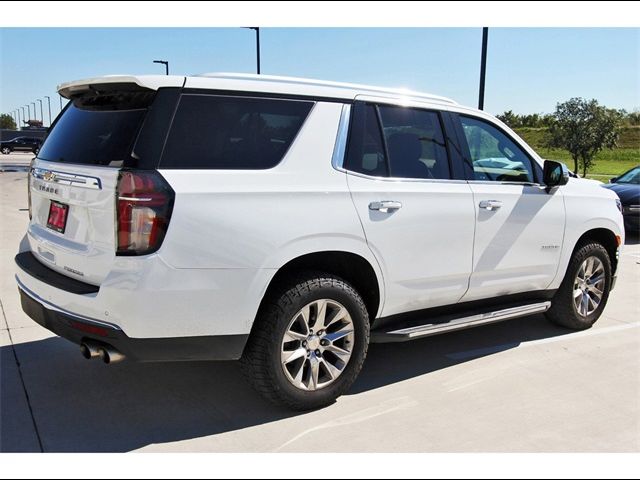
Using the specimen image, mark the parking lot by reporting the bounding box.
[1,159,638,453]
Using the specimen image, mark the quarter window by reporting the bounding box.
[161,95,313,169]
[460,115,535,183]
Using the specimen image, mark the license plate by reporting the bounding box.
[46,201,69,233]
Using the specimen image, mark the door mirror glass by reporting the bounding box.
[609,176,618,183]
[543,160,569,188]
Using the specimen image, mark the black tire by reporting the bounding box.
[546,241,612,330]
[241,272,370,411]
[1,147,10,155]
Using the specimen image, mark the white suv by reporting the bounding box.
[15,73,624,410]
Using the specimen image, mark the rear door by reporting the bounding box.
[27,88,158,286]
[344,101,475,317]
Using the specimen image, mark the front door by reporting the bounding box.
[454,114,565,302]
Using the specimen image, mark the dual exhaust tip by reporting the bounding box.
[80,341,125,364]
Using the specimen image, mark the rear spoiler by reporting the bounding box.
[58,75,185,99]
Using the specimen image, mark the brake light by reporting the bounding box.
[116,170,174,255]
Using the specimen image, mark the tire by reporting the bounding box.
[1,147,10,155]
[546,241,612,330]
[241,272,370,411]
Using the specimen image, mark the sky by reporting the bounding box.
[1,27,638,125]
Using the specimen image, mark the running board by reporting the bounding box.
[372,301,551,343]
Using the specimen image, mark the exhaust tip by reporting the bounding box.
[80,342,100,359]
[98,346,125,365]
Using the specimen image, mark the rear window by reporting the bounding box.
[160,94,314,169]
[38,91,154,167]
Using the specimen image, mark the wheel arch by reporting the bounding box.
[257,250,383,324]
[573,227,620,274]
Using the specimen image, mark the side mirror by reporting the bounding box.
[609,177,618,183]
[543,160,569,190]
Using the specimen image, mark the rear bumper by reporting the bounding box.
[17,279,248,362]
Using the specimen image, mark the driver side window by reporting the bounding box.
[460,115,535,183]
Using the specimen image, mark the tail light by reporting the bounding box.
[116,170,174,255]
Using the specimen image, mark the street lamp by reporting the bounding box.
[37,99,43,125]
[16,109,21,128]
[31,102,37,122]
[59,95,63,111]
[44,96,52,126]
[244,27,261,74]
[478,27,489,111]
[21,106,26,123]
[25,105,30,121]
[153,60,169,75]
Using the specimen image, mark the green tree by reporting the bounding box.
[0,113,17,130]
[496,110,520,128]
[547,98,621,177]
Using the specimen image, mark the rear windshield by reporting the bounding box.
[160,94,314,169]
[38,91,154,167]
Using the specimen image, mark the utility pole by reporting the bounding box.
[45,96,52,126]
[153,60,169,75]
[244,27,261,74]
[478,27,489,111]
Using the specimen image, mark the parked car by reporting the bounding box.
[15,74,624,410]
[1,136,42,155]
[603,166,640,235]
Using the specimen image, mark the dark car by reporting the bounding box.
[603,165,640,235]
[0,136,42,155]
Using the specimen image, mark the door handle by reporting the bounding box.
[479,200,503,211]
[369,200,402,213]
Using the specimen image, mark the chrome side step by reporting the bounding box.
[376,301,551,342]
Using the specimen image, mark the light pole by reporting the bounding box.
[244,27,261,74]
[44,96,52,126]
[25,105,30,121]
[21,106,26,124]
[478,27,489,111]
[153,60,169,75]
[16,109,21,128]
[38,99,43,124]
[59,95,63,111]
[31,102,37,122]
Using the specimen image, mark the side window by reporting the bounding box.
[378,105,450,180]
[161,95,313,169]
[344,103,388,177]
[460,115,535,183]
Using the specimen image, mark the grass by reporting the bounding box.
[514,126,639,179]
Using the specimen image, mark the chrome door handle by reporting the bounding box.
[369,201,402,213]
[479,200,503,211]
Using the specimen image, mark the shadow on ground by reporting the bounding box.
[1,314,571,452]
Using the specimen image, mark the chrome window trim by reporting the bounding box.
[331,103,351,171]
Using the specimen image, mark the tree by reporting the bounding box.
[0,113,17,130]
[547,98,621,177]
[496,110,520,128]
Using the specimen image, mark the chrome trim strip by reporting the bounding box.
[16,275,121,331]
[331,103,351,170]
[387,301,551,339]
[32,167,102,190]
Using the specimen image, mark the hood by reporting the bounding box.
[603,182,640,204]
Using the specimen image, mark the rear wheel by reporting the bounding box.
[1,147,10,155]
[241,272,370,410]
[546,242,612,330]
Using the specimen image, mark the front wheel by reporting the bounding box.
[241,272,370,410]
[1,147,10,155]
[546,242,612,330]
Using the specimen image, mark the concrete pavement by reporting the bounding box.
[1,169,638,452]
